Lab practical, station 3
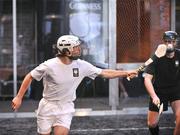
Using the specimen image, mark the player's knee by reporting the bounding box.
[147,120,158,128]
[53,126,69,135]
[175,109,180,117]
[175,117,180,126]
[175,111,180,122]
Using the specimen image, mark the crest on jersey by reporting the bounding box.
[73,68,79,77]
[175,60,179,67]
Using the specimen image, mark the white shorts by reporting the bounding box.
[36,98,75,134]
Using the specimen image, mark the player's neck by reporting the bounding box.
[58,56,73,65]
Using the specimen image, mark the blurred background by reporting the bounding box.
[0,0,180,112]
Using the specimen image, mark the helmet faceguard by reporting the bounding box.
[162,31,179,54]
[56,35,81,59]
[166,44,174,53]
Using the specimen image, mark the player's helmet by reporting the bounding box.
[56,35,81,55]
[163,31,178,41]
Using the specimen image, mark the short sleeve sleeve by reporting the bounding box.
[81,60,102,80]
[144,62,155,75]
[30,62,48,81]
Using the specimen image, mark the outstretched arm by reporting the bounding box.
[12,73,33,110]
[99,69,137,79]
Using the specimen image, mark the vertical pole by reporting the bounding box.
[109,0,119,110]
[34,11,38,64]
[13,0,17,117]
[171,0,176,31]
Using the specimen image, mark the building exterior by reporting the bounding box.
[0,0,179,110]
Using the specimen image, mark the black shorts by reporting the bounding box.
[149,90,180,112]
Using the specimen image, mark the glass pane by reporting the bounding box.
[37,0,109,68]
[68,0,109,68]
[16,0,36,105]
[0,0,14,112]
[0,0,37,112]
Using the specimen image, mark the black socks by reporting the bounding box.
[149,125,159,135]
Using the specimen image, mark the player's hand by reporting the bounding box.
[151,95,160,106]
[127,70,138,76]
[127,70,138,80]
[11,96,22,110]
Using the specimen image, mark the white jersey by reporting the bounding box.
[31,57,102,102]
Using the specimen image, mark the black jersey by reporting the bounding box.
[144,49,180,94]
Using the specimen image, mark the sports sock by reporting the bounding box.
[149,125,159,135]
